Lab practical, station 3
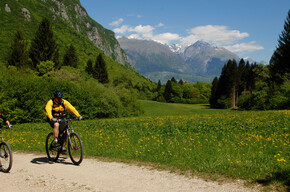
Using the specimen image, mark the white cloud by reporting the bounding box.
[130,25,154,34]
[137,14,142,18]
[156,22,164,27]
[152,33,181,44]
[181,25,249,46]
[114,24,154,39]
[113,23,263,53]
[109,18,124,27]
[113,25,130,34]
[224,41,264,53]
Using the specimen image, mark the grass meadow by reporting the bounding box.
[1,100,289,190]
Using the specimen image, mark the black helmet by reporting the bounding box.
[53,90,63,98]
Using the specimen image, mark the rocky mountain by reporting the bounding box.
[118,37,192,73]
[178,41,240,76]
[118,38,240,83]
[118,37,209,83]
[1,0,130,66]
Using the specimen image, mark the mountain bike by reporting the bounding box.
[0,125,13,173]
[45,117,83,165]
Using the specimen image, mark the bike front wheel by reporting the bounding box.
[68,132,83,165]
[45,133,60,162]
[0,141,13,173]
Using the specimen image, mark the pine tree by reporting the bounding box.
[178,79,184,85]
[163,80,173,102]
[270,10,290,84]
[215,59,238,108]
[171,77,177,83]
[62,44,78,68]
[156,80,162,92]
[94,53,109,84]
[86,59,93,75]
[7,31,29,68]
[210,77,219,108]
[236,59,246,104]
[29,18,58,69]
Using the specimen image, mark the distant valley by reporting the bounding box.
[118,37,254,83]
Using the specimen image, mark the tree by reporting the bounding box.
[62,44,78,68]
[178,79,184,85]
[29,18,59,70]
[93,53,109,84]
[156,80,162,92]
[86,59,93,75]
[7,31,29,68]
[215,59,238,108]
[270,10,290,84]
[210,77,219,108]
[171,77,177,83]
[163,80,173,102]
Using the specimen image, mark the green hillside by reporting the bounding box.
[0,0,150,82]
[0,0,157,123]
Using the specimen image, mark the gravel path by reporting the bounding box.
[0,152,261,192]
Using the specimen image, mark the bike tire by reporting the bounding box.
[0,141,13,173]
[68,132,83,165]
[45,133,60,162]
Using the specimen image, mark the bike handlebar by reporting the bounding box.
[56,118,81,122]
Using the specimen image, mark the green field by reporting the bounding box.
[1,100,289,190]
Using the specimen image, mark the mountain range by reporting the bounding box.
[118,37,249,83]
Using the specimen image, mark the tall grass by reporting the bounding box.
[1,101,289,188]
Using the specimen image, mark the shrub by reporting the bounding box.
[37,60,55,76]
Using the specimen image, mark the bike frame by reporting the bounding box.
[58,118,76,147]
[46,117,83,165]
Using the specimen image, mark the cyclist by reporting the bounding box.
[0,113,12,129]
[45,90,82,152]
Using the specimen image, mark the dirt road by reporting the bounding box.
[0,152,261,192]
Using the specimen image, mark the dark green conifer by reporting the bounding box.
[29,18,58,69]
[270,10,290,84]
[170,77,177,83]
[94,53,109,84]
[86,59,93,75]
[156,80,162,91]
[210,76,219,108]
[7,30,29,68]
[164,80,173,102]
[62,44,78,68]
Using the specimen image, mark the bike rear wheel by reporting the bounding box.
[45,133,60,162]
[68,132,83,165]
[0,141,13,173]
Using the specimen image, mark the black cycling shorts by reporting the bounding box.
[49,120,66,133]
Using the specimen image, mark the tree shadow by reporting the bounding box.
[30,156,73,165]
[256,171,289,190]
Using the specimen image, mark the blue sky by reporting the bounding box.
[80,0,289,63]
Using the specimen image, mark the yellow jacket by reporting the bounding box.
[45,99,80,120]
